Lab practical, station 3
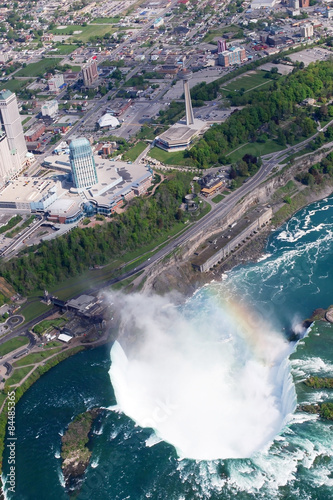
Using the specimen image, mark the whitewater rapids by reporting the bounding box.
[109,292,296,460]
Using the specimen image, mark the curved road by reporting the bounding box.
[2,119,331,343]
[90,126,333,292]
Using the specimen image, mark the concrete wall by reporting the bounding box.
[197,207,272,272]
[142,145,333,291]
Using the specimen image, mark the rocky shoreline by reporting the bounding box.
[61,408,101,492]
[140,183,333,299]
[302,304,333,329]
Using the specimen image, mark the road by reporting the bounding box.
[90,121,333,290]
[0,308,57,346]
[1,216,44,258]
[1,117,332,347]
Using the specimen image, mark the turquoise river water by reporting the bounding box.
[2,195,333,500]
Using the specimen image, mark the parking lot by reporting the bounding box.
[288,47,333,67]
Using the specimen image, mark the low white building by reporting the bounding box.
[48,74,65,93]
[251,0,278,8]
[153,17,164,28]
[97,114,120,129]
[41,99,59,118]
[58,333,72,343]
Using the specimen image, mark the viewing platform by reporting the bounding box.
[192,205,272,272]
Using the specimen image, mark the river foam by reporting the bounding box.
[109,292,296,460]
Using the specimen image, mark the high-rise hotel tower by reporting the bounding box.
[69,137,98,190]
[0,89,28,186]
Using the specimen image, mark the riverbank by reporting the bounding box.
[0,177,332,497]
[140,180,333,298]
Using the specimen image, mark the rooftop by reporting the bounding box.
[69,137,91,149]
[0,89,12,100]
[157,118,207,148]
[66,294,96,311]
[0,177,59,203]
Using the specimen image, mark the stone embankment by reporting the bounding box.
[141,149,333,296]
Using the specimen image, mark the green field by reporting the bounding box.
[0,337,29,357]
[91,17,120,24]
[203,25,243,43]
[51,24,116,42]
[223,71,275,93]
[20,299,52,324]
[212,194,225,203]
[33,318,67,335]
[149,147,194,166]
[110,272,143,292]
[7,366,33,386]
[227,139,285,163]
[21,116,32,126]
[123,142,147,161]
[0,391,7,409]
[0,78,31,93]
[13,348,63,367]
[48,44,79,55]
[15,59,62,77]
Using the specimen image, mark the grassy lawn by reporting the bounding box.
[223,71,276,93]
[203,25,243,43]
[149,147,194,166]
[20,300,52,324]
[0,214,22,235]
[15,58,62,77]
[111,272,144,291]
[212,194,225,203]
[33,318,67,335]
[0,391,7,408]
[48,259,122,300]
[135,125,157,141]
[272,180,298,201]
[48,44,79,55]
[91,17,120,24]
[0,78,31,93]
[0,337,29,357]
[7,366,33,386]
[279,180,296,193]
[50,25,116,42]
[44,341,62,348]
[5,215,35,239]
[227,139,285,163]
[123,142,147,161]
[21,116,32,126]
[13,348,63,367]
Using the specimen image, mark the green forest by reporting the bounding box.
[187,60,333,168]
[0,173,193,294]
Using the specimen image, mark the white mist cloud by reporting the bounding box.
[108,291,296,460]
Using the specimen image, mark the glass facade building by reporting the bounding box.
[69,138,98,190]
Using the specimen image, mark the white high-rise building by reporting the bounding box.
[0,89,28,172]
[0,130,14,188]
[69,137,98,190]
[300,23,313,38]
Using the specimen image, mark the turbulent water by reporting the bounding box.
[3,196,333,500]
[109,296,296,461]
